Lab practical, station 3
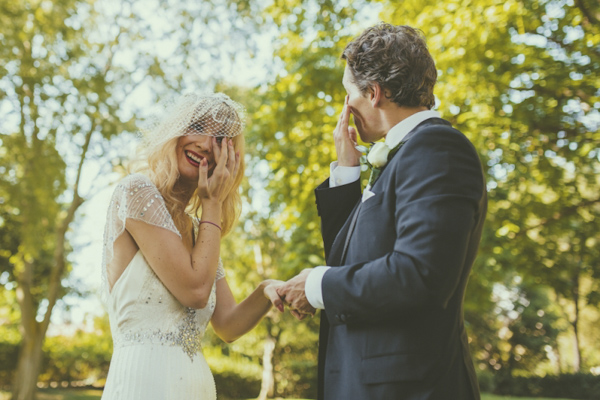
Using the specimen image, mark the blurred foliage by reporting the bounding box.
[244,0,600,391]
[0,0,264,398]
[0,0,599,398]
[40,316,112,385]
[494,373,600,398]
[373,0,600,375]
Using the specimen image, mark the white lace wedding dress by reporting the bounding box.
[101,173,223,399]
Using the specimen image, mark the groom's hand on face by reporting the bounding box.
[276,269,316,320]
[334,95,361,167]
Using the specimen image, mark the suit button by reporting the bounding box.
[338,314,347,323]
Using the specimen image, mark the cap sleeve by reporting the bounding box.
[101,173,181,300]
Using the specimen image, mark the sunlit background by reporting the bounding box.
[1,0,599,399]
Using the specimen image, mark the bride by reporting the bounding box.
[101,93,283,399]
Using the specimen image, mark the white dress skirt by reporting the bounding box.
[102,250,225,399]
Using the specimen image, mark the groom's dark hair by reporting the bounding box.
[342,23,437,109]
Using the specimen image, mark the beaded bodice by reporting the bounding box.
[102,173,225,360]
[107,250,224,360]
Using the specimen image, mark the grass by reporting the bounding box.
[0,389,578,400]
[482,395,574,400]
[0,388,104,400]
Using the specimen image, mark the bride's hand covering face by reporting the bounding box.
[175,133,241,205]
[130,92,246,236]
[197,137,241,204]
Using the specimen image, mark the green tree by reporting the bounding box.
[0,2,103,398]
[253,0,599,386]
[158,78,326,398]
[376,0,600,373]
[499,280,562,375]
[230,2,375,396]
[253,0,371,275]
[0,1,260,399]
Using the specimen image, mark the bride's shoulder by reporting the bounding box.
[117,173,154,188]
[109,174,162,205]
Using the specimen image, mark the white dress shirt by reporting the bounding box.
[305,110,441,310]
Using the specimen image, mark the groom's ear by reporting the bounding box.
[369,83,383,108]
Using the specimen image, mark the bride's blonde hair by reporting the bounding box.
[128,93,246,237]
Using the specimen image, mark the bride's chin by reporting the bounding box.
[177,170,198,184]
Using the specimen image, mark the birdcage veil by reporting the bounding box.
[138,92,246,151]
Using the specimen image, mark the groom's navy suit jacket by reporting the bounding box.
[314,118,486,400]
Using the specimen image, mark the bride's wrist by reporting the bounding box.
[201,200,222,216]
[201,197,223,207]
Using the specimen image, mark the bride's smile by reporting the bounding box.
[177,135,216,182]
[184,149,204,167]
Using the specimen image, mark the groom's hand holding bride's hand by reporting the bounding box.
[276,269,316,320]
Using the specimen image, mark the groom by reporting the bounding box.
[277,23,486,399]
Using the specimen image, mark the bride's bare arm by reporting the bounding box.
[125,200,223,309]
[210,278,284,343]
[126,138,239,309]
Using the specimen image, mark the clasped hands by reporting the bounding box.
[263,269,316,320]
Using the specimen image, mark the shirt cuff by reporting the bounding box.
[305,266,330,310]
[329,162,361,188]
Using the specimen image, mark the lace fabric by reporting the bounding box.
[138,92,246,152]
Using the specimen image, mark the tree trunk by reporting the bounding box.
[571,271,581,372]
[553,345,562,375]
[12,327,44,400]
[257,333,276,400]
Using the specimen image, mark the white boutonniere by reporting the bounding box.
[367,142,391,168]
[359,140,405,188]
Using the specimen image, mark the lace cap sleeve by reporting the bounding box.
[101,174,181,300]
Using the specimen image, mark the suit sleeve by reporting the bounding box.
[321,127,486,326]
[315,178,362,261]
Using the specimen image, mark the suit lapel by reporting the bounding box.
[326,118,452,267]
[339,202,362,264]
[327,200,361,266]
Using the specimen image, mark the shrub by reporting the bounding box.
[494,373,600,399]
[477,369,496,393]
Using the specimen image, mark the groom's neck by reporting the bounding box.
[379,105,429,137]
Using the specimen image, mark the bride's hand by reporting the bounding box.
[262,280,285,312]
[197,137,240,204]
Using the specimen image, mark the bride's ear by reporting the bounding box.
[369,83,383,108]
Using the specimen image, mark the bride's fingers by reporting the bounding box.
[218,137,229,170]
[212,137,228,168]
[264,284,284,312]
[226,138,236,173]
[209,138,229,187]
[212,137,222,163]
[197,158,209,193]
